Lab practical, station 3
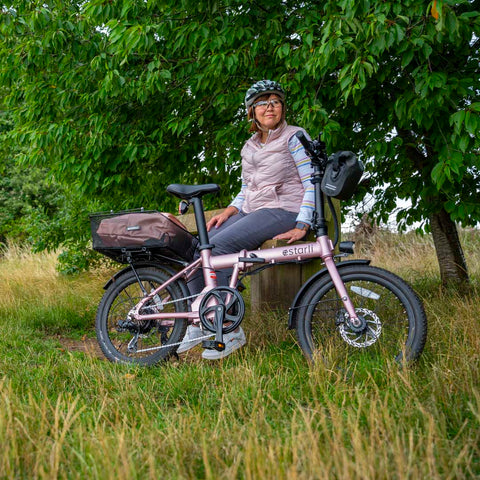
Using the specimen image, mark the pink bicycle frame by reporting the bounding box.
[130,233,358,325]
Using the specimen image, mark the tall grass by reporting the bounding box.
[0,232,479,479]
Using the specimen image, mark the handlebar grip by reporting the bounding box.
[295,131,317,160]
[295,131,311,151]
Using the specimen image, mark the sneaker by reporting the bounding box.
[177,326,209,354]
[202,327,246,360]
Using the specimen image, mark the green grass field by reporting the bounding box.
[0,231,479,479]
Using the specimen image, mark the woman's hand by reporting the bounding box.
[273,228,308,244]
[206,206,239,231]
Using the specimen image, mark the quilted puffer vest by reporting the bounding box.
[240,122,304,213]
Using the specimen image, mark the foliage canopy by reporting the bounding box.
[0,0,478,272]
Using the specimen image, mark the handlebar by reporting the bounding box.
[295,131,329,168]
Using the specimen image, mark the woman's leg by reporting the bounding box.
[209,208,297,254]
[180,208,297,357]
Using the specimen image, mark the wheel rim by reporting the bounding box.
[307,277,414,362]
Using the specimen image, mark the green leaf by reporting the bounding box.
[449,110,465,133]
[401,49,414,68]
[445,199,456,213]
[457,135,470,153]
[459,10,480,19]
[464,111,478,135]
[431,162,446,189]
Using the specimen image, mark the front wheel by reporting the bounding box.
[295,265,427,365]
[95,267,188,365]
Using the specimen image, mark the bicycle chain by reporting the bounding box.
[133,332,215,354]
[139,292,202,313]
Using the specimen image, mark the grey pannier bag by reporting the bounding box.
[90,209,198,263]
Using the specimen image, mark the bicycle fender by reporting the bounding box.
[103,263,190,301]
[288,259,371,330]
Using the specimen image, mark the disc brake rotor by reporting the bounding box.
[338,308,382,348]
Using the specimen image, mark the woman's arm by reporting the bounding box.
[229,179,246,213]
[206,205,239,231]
[289,132,315,226]
[273,133,314,243]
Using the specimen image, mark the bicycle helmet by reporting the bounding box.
[244,80,285,109]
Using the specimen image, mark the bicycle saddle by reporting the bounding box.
[167,183,220,200]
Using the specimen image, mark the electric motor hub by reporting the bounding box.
[346,315,367,333]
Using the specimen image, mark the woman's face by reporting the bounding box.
[252,94,283,131]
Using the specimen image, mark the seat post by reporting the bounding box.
[190,197,213,249]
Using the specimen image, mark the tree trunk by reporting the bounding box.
[396,129,470,288]
[430,208,469,287]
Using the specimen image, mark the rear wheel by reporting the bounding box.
[96,267,188,365]
[295,265,427,365]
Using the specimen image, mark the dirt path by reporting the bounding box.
[55,336,104,359]
[54,336,204,363]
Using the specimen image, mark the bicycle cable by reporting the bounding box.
[327,195,340,248]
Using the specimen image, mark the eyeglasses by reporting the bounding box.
[252,99,283,110]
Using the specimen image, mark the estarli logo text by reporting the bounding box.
[282,244,315,256]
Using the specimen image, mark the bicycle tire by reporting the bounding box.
[95,267,188,365]
[295,265,427,365]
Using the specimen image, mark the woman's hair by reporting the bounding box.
[247,93,285,133]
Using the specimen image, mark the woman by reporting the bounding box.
[177,80,314,359]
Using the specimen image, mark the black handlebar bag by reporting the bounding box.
[321,151,364,200]
[90,210,198,263]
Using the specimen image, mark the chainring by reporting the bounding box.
[199,287,245,334]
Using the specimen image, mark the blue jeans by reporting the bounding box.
[187,208,297,294]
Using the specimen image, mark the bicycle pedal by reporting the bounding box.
[202,340,226,351]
